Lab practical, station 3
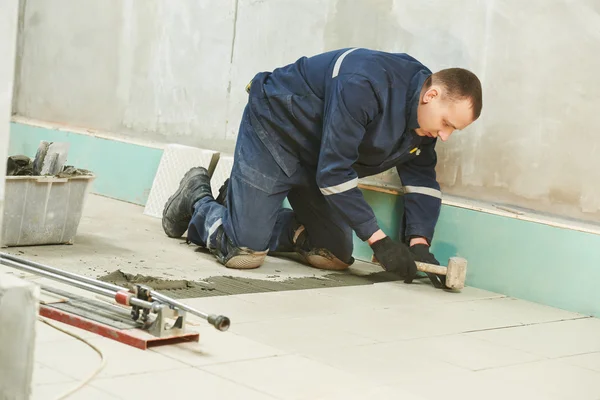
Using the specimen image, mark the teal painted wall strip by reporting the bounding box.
[9,123,163,205]
[433,205,600,317]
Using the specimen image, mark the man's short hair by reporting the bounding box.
[425,68,483,120]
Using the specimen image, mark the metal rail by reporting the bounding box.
[0,257,155,310]
[0,252,230,331]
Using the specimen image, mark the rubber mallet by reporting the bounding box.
[415,257,467,290]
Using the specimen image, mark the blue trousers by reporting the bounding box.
[186,106,354,264]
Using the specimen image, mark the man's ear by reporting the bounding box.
[422,86,440,103]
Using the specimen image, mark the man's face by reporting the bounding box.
[415,85,475,142]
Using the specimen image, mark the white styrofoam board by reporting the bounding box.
[210,155,234,202]
[143,144,220,218]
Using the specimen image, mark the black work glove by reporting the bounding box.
[410,244,446,289]
[370,237,417,283]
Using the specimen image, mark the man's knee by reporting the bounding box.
[293,225,354,270]
[301,247,354,271]
[211,226,268,269]
[221,246,268,269]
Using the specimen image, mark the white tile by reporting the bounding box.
[32,362,73,385]
[32,382,121,400]
[328,298,584,343]
[391,280,503,302]
[399,370,551,400]
[298,283,435,308]
[210,154,234,200]
[474,359,600,400]
[201,354,375,400]
[34,339,106,381]
[181,295,278,324]
[403,333,543,371]
[234,289,375,320]
[230,317,377,354]
[442,297,586,326]
[35,336,188,380]
[292,301,508,343]
[143,144,220,218]
[312,384,427,400]
[35,318,99,343]
[312,281,504,308]
[558,352,600,373]
[183,289,369,326]
[396,359,600,400]
[467,317,600,358]
[150,327,286,367]
[92,367,275,399]
[303,341,467,386]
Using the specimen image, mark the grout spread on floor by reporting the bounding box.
[96,268,422,299]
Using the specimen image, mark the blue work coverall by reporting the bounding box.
[187,48,442,264]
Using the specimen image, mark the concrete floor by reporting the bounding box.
[3,194,600,399]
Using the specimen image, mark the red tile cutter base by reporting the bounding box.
[0,252,230,349]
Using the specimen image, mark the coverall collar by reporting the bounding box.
[406,70,432,132]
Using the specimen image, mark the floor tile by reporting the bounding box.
[312,384,427,400]
[32,382,121,400]
[312,281,504,308]
[181,295,287,324]
[559,352,600,372]
[402,333,543,370]
[302,341,467,386]
[201,354,375,400]
[292,301,509,343]
[473,359,600,400]
[32,362,74,385]
[35,335,188,380]
[229,316,377,354]
[329,298,585,343]
[399,370,553,400]
[231,289,374,320]
[396,359,600,400]
[440,297,586,326]
[34,337,103,381]
[467,317,600,358]
[92,367,276,399]
[150,326,286,366]
[384,281,504,302]
[35,318,99,343]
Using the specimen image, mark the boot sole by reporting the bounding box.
[224,249,267,269]
[303,253,350,271]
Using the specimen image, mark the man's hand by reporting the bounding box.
[370,236,417,282]
[409,242,446,289]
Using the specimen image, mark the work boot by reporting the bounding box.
[162,167,213,238]
[211,226,267,269]
[292,225,353,271]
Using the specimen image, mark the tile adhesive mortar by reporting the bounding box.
[97,269,409,299]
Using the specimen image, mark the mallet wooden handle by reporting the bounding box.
[415,262,446,275]
[415,257,468,290]
[371,255,467,290]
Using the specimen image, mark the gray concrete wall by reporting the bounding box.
[12,0,600,223]
[1,0,19,236]
[0,272,39,399]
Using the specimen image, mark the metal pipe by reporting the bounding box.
[0,252,230,331]
[151,292,230,331]
[1,257,118,298]
[41,285,134,319]
[0,257,155,310]
[0,252,125,293]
